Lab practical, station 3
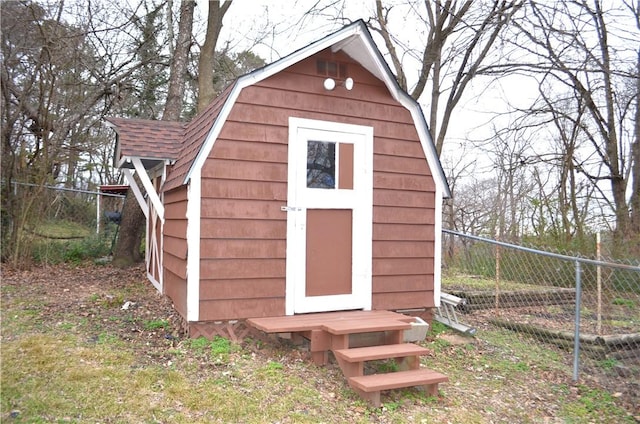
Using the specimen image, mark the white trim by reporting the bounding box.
[148,204,161,290]
[185,168,201,322]
[132,158,165,221]
[122,169,148,219]
[433,190,444,308]
[147,271,161,292]
[285,120,299,316]
[158,165,166,291]
[147,166,164,293]
[287,117,373,314]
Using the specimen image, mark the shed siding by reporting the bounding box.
[163,186,188,317]
[198,50,436,320]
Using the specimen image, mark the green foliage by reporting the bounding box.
[210,336,232,356]
[144,319,170,331]
[96,332,119,345]
[258,361,284,377]
[382,400,401,412]
[31,233,111,265]
[560,385,632,422]
[428,321,448,336]
[188,336,233,364]
[212,50,266,95]
[612,298,635,308]
[597,358,620,370]
[189,336,210,353]
[33,220,92,239]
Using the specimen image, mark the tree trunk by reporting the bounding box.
[112,0,195,268]
[112,184,145,267]
[197,0,232,112]
[164,0,195,120]
[629,47,640,256]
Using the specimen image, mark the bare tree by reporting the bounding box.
[0,1,149,265]
[165,0,195,121]
[501,0,640,255]
[197,0,232,112]
[369,0,524,155]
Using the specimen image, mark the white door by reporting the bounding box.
[285,118,373,315]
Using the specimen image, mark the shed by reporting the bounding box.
[106,20,451,339]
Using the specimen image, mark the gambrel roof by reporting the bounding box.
[108,19,450,197]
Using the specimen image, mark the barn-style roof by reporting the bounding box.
[108,19,450,197]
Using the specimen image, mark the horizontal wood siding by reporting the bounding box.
[198,49,436,320]
[165,269,187,318]
[199,298,284,321]
[163,186,188,319]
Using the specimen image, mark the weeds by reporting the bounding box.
[144,319,170,331]
[612,297,635,308]
[559,385,633,422]
[597,358,620,370]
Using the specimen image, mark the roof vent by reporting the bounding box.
[316,59,348,79]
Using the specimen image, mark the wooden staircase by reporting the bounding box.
[247,311,448,407]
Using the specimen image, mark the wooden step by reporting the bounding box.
[247,310,412,333]
[322,319,410,335]
[349,368,448,393]
[334,343,430,362]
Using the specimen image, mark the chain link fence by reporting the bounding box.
[441,229,640,404]
[2,182,125,265]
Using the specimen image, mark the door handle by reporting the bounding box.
[280,206,302,212]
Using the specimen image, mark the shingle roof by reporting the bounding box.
[162,83,235,192]
[107,117,185,164]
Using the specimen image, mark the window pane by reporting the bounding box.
[307,140,335,188]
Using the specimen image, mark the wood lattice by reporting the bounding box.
[188,320,263,343]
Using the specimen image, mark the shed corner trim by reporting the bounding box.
[185,167,201,322]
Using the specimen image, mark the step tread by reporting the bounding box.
[349,369,448,392]
[334,343,430,362]
[322,319,411,335]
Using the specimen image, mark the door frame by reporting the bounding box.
[285,117,373,315]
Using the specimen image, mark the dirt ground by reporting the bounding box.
[1,263,184,362]
[2,263,638,422]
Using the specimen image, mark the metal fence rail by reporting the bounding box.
[442,229,640,384]
[4,182,125,264]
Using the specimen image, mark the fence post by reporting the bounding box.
[596,232,602,335]
[573,260,582,382]
[96,192,101,234]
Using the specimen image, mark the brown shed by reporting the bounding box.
[107,21,450,337]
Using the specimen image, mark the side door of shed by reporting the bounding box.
[285,118,373,314]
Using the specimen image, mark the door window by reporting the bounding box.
[307,140,335,188]
[306,140,354,190]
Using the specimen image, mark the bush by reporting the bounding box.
[32,234,112,265]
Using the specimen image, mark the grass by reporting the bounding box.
[2,264,636,423]
[1,333,346,423]
[612,297,636,308]
[3,328,633,424]
[559,385,629,421]
[32,220,92,239]
[144,319,170,331]
[442,271,544,291]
